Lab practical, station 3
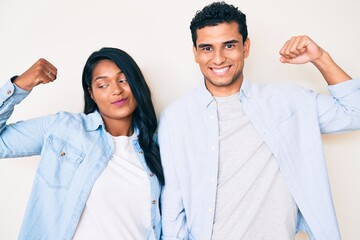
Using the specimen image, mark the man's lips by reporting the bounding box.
[210,66,230,76]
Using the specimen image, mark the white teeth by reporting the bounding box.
[212,67,229,73]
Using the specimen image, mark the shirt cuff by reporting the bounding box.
[0,78,30,105]
[328,78,360,99]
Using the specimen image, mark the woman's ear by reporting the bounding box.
[88,87,95,102]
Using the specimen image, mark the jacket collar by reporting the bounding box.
[84,110,104,131]
[84,110,139,139]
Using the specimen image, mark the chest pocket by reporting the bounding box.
[37,134,86,189]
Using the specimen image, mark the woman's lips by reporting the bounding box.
[112,98,127,106]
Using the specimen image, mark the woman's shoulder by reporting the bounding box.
[51,111,102,128]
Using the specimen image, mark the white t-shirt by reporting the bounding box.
[73,133,152,240]
[211,93,298,240]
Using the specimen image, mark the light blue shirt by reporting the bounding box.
[158,79,360,240]
[0,79,161,240]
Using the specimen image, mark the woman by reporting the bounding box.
[0,48,164,239]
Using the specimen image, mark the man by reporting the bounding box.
[158,1,360,240]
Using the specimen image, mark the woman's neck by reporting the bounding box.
[103,117,133,137]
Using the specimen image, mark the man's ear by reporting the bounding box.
[243,37,251,58]
[192,45,199,63]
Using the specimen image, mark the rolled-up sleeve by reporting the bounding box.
[316,79,360,133]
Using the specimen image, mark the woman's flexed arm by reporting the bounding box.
[13,58,57,91]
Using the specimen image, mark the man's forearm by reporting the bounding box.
[312,51,352,85]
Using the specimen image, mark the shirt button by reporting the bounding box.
[152,200,157,205]
[7,90,12,95]
[211,146,215,151]
[208,208,213,213]
[149,172,154,177]
[60,152,66,157]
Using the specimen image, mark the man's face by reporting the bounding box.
[193,21,250,97]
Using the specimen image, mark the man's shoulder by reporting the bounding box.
[244,80,309,98]
[162,87,202,115]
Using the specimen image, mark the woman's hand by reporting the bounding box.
[13,58,58,91]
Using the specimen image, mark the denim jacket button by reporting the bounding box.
[149,172,154,177]
[152,200,157,205]
[60,152,65,157]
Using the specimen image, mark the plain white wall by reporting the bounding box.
[0,0,359,239]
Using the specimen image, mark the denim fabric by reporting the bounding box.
[0,80,161,240]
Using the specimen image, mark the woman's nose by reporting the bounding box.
[113,82,124,95]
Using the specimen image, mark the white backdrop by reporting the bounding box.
[0,0,359,239]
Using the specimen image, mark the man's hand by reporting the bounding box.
[279,35,324,64]
[279,35,351,85]
[13,58,58,91]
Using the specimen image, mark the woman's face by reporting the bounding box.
[89,60,137,133]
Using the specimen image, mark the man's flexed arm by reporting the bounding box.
[279,35,351,85]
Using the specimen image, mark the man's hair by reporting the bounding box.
[190,1,248,47]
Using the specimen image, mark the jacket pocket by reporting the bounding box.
[37,134,85,189]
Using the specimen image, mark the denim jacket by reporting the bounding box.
[159,79,360,240]
[0,79,161,240]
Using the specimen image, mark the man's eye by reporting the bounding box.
[225,43,234,49]
[202,47,212,52]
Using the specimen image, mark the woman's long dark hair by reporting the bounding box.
[82,47,164,186]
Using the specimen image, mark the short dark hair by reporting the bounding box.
[190,1,248,47]
[82,47,164,185]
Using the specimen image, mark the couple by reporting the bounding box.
[1,2,359,240]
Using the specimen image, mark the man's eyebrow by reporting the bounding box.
[198,43,212,49]
[197,40,240,49]
[223,39,240,45]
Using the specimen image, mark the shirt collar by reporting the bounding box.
[240,78,251,98]
[196,78,251,109]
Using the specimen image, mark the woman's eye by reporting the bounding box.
[98,84,109,89]
[119,79,128,84]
